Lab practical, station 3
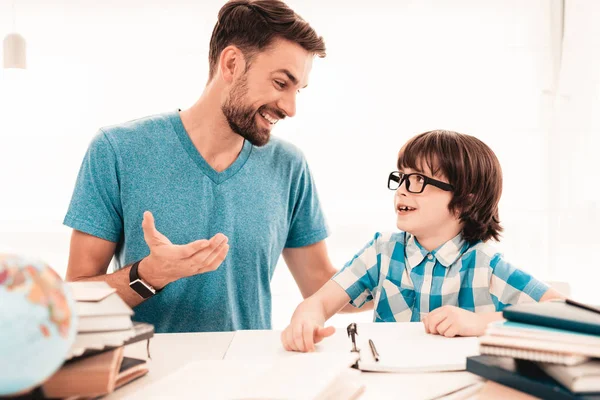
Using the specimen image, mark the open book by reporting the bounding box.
[223,322,480,373]
[346,322,480,372]
[43,347,149,399]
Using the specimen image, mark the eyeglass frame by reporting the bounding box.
[387,171,454,193]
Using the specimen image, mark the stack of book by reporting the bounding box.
[467,300,600,399]
[42,281,154,399]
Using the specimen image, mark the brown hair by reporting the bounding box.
[397,130,503,243]
[208,0,326,80]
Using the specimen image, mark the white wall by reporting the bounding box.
[0,0,597,329]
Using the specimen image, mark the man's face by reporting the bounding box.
[222,38,313,146]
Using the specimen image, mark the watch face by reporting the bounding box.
[130,280,155,299]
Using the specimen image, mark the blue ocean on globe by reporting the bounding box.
[0,254,77,396]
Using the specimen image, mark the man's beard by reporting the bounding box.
[222,75,274,147]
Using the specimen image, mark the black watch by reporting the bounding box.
[129,259,158,299]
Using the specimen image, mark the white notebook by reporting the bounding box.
[539,360,600,393]
[68,281,116,302]
[351,323,479,372]
[225,323,479,373]
[479,344,588,366]
[76,292,133,317]
[479,334,600,358]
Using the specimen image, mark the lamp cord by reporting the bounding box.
[12,0,17,32]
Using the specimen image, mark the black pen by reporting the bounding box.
[368,339,380,362]
[566,298,600,315]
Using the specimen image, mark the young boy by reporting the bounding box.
[281,130,564,352]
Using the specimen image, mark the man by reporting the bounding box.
[64,0,340,333]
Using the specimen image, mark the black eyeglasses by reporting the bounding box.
[387,171,454,193]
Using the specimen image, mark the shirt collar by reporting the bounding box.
[405,232,467,269]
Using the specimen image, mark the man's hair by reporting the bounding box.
[208,0,326,80]
[397,130,503,243]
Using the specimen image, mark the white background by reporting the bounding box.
[0,0,598,329]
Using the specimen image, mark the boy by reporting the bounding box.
[281,130,563,352]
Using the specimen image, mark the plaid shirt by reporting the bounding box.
[332,232,548,322]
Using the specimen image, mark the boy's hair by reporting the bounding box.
[208,0,326,80]
[397,130,503,243]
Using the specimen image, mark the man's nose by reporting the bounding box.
[277,91,297,118]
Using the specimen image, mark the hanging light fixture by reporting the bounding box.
[3,0,26,70]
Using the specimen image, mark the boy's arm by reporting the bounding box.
[281,280,351,352]
[540,287,565,301]
[424,286,566,337]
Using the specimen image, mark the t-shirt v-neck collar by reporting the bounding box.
[168,110,253,184]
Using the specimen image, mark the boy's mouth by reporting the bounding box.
[397,205,417,213]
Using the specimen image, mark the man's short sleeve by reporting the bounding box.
[284,158,329,248]
[331,233,382,308]
[489,254,549,311]
[63,130,123,243]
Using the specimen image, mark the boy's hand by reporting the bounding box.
[281,315,336,352]
[422,305,489,337]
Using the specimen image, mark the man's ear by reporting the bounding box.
[219,46,247,84]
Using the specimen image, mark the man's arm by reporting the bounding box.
[282,240,374,313]
[66,230,149,308]
[66,211,230,308]
[282,241,336,299]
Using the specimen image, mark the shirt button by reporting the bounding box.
[427,254,433,260]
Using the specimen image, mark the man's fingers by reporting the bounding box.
[204,244,229,271]
[196,241,229,272]
[141,211,156,242]
[183,239,211,257]
[183,233,228,260]
[142,211,171,246]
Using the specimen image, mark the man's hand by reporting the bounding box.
[281,312,336,353]
[422,305,498,337]
[139,211,230,289]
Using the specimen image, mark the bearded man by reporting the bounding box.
[64,0,339,333]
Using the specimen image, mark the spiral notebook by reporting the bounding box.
[346,323,480,372]
[480,344,589,366]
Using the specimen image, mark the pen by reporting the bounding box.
[368,339,380,362]
[566,298,600,315]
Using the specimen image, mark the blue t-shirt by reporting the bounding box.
[64,111,329,333]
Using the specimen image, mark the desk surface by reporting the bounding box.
[107,325,483,400]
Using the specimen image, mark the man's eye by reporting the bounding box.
[275,80,286,89]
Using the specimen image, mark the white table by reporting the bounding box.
[107,325,484,399]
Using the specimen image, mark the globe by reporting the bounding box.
[0,254,77,396]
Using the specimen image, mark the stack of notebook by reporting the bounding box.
[42,281,154,399]
[467,300,600,399]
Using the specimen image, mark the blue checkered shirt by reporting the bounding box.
[332,232,549,322]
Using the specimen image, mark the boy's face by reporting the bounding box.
[394,166,460,240]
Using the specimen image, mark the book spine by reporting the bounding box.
[466,357,577,400]
[502,310,600,336]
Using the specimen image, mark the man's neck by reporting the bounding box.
[179,92,245,173]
